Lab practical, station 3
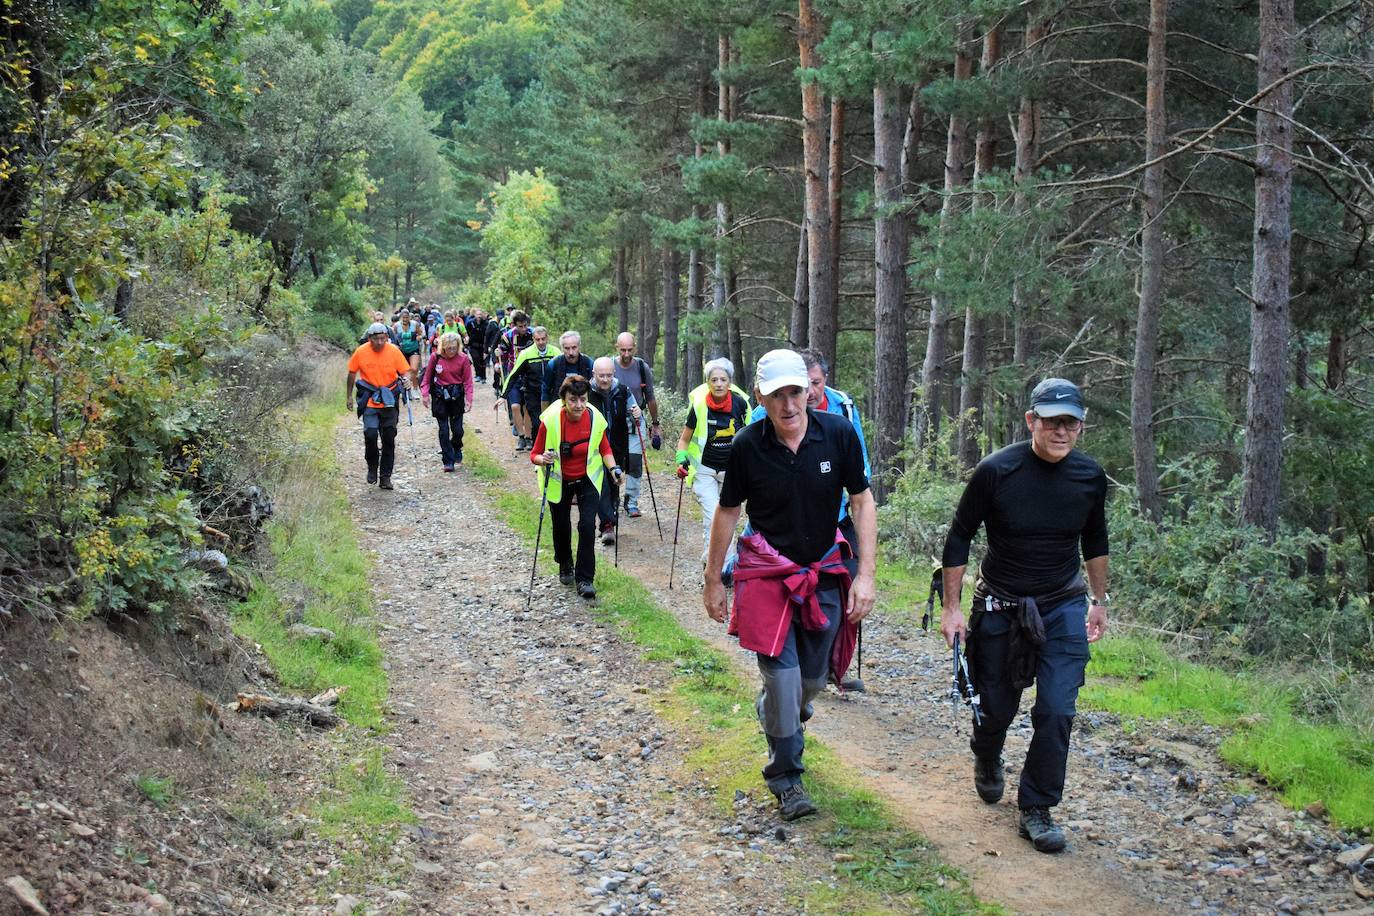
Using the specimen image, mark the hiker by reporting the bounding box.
[742,348,871,687]
[939,377,1109,854]
[588,356,641,546]
[420,331,474,472]
[345,323,413,491]
[531,374,624,599]
[612,332,662,517]
[393,308,425,387]
[675,358,751,574]
[467,308,490,383]
[703,349,875,820]
[360,311,398,345]
[543,330,594,411]
[483,310,503,390]
[500,323,554,451]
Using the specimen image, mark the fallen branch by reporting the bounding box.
[234,691,342,727]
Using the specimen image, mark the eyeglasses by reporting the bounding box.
[1035,416,1083,432]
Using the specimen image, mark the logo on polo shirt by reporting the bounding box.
[820,460,831,474]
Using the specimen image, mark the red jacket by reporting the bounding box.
[729,531,856,682]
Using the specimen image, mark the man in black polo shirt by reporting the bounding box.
[939,377,1110,853]
[704,349,876,821]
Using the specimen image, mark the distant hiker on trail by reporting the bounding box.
[611,332,661,518]
[675,358,751,575]
[543,330,594,411]
[393,308,425,388]
[501,323,554,452]
[421,331,474,472]
[743,347,871,689]
[360,311,398,345]
[467,308,490,383]
[531,374,623,600]
[939,377,1109,854]
[703,349,876,821]
[588,356,641,546]
[346,323,412,491]
[482,310,503,390]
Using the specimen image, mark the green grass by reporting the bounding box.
[464,436,998,915]
[237,400,387,728]
[238,388,415,896]
[867,558,1374,832]
[134,774,175,807]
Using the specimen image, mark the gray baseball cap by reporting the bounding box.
[1029,378,1085,420]
[366,322,388,337]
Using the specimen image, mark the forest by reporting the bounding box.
[3,0,1373,682]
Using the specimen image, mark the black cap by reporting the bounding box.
[1029,378,1085,420]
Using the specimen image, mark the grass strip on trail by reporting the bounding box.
[238,395,413,895]
[465,437,997,915]
[879,561,1374,832]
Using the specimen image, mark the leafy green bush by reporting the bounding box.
[303,262,366,349]
[877,423,970,569]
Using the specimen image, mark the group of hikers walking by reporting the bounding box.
[345,310,1111,854]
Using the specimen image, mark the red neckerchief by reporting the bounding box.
[705,391,731,412]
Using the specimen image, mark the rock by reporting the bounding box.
[1337,843,1374,869]
[413,860,445,875]
[288,624,336,642]
[334,894,361,915]
[832,853,855,863]
[1304,801,1327,818]
[1354,874,1374,900]
[465,751,499,772]
[145,893,172,915]
[69,823,96,839]
[460,833,500,851]
[4,878,49,915]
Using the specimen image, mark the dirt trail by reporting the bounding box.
[456,381,1368,916]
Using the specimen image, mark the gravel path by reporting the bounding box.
[443,382,1373,916]
[336,409,840,915]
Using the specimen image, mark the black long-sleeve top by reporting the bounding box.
[941,440,1109,595]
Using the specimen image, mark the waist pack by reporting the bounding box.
[969,576,1085,691]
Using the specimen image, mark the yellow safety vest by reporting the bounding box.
[683,383,751,485]
[536,401,612,503]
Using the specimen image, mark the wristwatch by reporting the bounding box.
[1090,593,1110,607]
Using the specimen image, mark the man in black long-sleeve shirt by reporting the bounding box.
[940,377,1110,853]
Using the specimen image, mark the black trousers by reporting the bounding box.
[968,595,1090,808]
[432,397,464,466]
[550,477,598,584]
[362,407,400,477]
[470,346,486,379]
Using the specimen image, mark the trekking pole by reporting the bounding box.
[633,416,663,542]
[528,465,551,609]
[668,475,685,589]
[403,386,423,497]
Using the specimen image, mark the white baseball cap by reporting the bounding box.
[366,322,388,336]
[755,349,808,396]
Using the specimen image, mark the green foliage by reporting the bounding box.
[303,262,368,349]
[1110,458,1370,665]
[135,774,176,807]
[877,422,969,567]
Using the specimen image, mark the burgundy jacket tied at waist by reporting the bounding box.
[729,530,854,673]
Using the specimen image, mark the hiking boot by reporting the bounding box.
[974,756,1005,804]
[627,506,642,518]
[841,677,866,692]
[800,702,813,723]
[601,528,617,546]
[576,581,597,599]
[1018,806,1066,852]
[776,784,817,821]
[366,468,378,484]
[559,566,575,586]
[378,477,394,490]
[442,464,454,473]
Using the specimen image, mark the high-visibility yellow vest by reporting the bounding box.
[683,383,751,486]
[536,401,611,503]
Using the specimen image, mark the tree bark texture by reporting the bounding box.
[957,26,1000,469]
[685,242,703,392]
[1010,18,1050,442]
[826,97,844,366]
[615,246,629,333]
[1241,0,1295,534]
[790,224,809,346]
[712,33,732,358]
[662,248,680,389]
[918,37,973,449]
[873,82,908,502]
[799,0,835,364]
[638,245,660,366]
[900,82,926,190]
[1131,0,1168,521]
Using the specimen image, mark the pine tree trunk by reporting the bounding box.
[826,97,844,366]
[712,33,732,358]
[873,81,908,502]
[640,246,660,367]
[1241,0,1295,535]
[790,224,809,346]
[1010,18,1051,442]
[686,243,703,392]
[918,37,973,449]
[1131,0,1168,521]
[615,247,629,333]
[663,248,680,389]
[957,26,1000,469]
[114,279,133,320]
[799,0,835,363]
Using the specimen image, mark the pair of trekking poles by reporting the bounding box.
[527,415,665,607]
